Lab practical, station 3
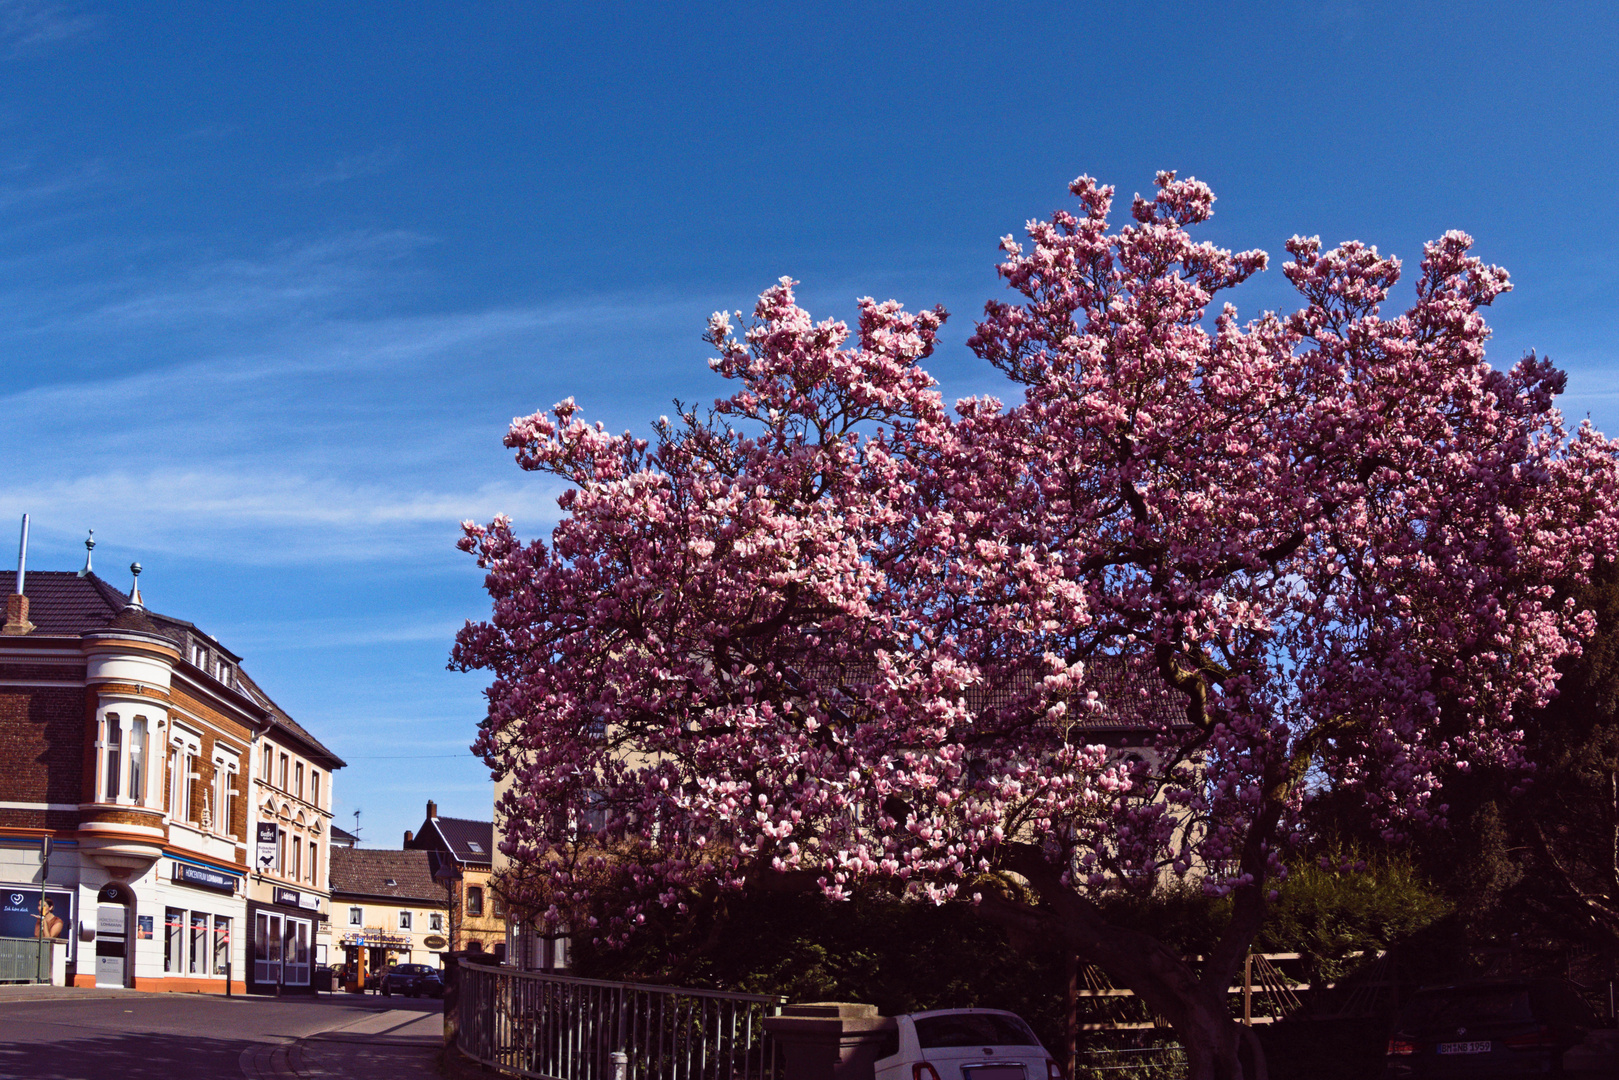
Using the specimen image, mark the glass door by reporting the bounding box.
[283,917,310,985]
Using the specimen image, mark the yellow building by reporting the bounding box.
[403,801,505,958]
[328,847,448,989]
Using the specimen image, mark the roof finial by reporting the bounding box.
[77,530,95,578]
[128,562,143,608]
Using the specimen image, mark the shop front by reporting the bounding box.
[337,926,412,992]
[157,859,245,992]
[246,885,323,994]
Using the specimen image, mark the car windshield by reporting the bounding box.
[1401,988,1533,1029]
[915,1014,1040,1049]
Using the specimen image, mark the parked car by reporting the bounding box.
[1383,978,1600,1078]
[378,962,445,998]
[874,1009,1061,1080]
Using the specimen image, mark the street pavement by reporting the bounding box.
[0,985,445,1079]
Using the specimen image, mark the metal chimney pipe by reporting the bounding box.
[15,514,27,595]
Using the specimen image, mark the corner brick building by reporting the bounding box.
[0,559,342,992]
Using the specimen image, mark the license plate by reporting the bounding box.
[964,1066,1025,1080]
[1437,1041,1491,1055]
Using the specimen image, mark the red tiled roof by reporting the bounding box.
[330,848,446,904]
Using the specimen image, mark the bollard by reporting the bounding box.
[611,1050,629,1080]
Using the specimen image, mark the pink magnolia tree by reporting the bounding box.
[455,173,1619,1080]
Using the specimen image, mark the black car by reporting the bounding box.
[1384,978,1599,1078]
[378,962,445,998]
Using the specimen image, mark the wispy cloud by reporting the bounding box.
[292,147,402,189]
[0,0,92,56]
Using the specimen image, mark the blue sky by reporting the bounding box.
[3,2,1616,849]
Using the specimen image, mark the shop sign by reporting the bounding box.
[298,893,320,911]
[173,862,239,894]
[256,822,279,870]
[423,934,448,950]
[0,887,73,941]
[273,887,301,908]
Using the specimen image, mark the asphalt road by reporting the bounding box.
[0,987,444,1079]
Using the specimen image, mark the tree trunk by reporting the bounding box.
[977,850,1269,1080]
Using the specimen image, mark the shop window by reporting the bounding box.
[349,907,363,926]
[399,911,412,930]
[213,916,230,976]
[165,907,185,973]
[466,886,484,917]
[190,911,209,975]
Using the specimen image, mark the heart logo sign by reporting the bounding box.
[9,894,22,905]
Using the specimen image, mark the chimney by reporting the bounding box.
[427,800,438,819]
[3,515,34,636]
[404,829,414,845]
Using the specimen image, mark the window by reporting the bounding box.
[278,754,288,791]
[307,841,317,885]
[128,717,147,804]
[213,916,230,976]
[349,907,363,926]
[165,907,184,973]
[466,886,484,917]
[169,747,184,818]
[190,911,209,975]
[492,893,505,919]
[466,841,483,853]
[429,913,443,932]
[276,831,286,875]
[291,835,301,881]
[310,771,321,809]
[398,911,412,930]
[262,745,272,782]
[102,715,121,801]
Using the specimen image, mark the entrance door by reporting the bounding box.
[95,904,127,987]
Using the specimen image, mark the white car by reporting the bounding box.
[873,1009,1062,1080]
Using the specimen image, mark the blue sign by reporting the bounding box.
[0,887,74,940]
[172,862,238,894]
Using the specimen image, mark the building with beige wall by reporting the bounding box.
[329,847,449,987]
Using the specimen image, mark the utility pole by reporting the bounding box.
[36,836,50,985]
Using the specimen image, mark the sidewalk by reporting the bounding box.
[241,1003,445,1079]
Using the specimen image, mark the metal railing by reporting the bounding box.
[456,961,785,1080]
[0,937,47,983]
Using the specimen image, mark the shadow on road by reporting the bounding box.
[0,1029,248,1080]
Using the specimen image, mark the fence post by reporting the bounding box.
[1242,953,1252,1027]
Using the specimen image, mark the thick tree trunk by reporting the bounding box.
[979,848,1269,1080]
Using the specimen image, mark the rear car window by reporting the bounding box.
[1401,988,1533,1029]
[915,1014,1040,1049]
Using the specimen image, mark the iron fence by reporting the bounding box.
[0,937,46,983]
[457,961,785,1080]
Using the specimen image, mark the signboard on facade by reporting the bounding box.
[173,861,239,894]
[274,887,301,908]
[0,887,73,941]
[256,822,278,870]
[137,915,154,940]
